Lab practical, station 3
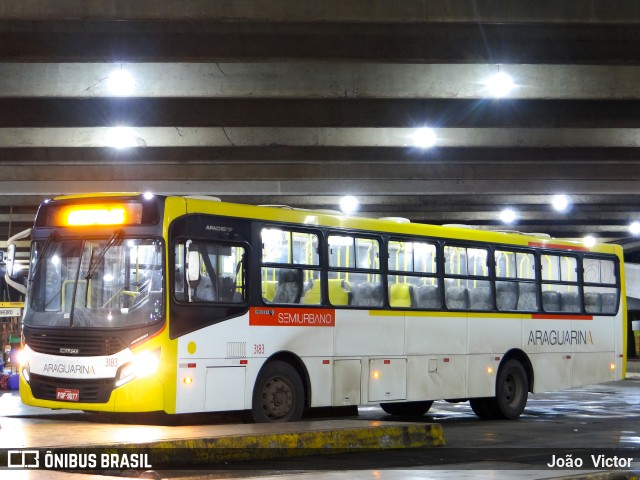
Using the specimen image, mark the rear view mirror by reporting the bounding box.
[6,243,15,277]
[187,251,201,282]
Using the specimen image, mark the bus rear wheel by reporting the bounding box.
[251,360,305,423]
[494,359,528,419]
[470,359,528,420]
[380,400,433,416]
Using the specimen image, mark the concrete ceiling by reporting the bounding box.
[2,1,640,257]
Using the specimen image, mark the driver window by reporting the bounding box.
[174,241,246,304]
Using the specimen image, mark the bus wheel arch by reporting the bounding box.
[500,349,534,393]
[494,350,532,419]
[251,352,310,423]
[470,350,533,420]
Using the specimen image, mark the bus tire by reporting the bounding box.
[469,397,499,420]
[251,360,305,423]
[380,400,433,416]
[494,359,528,419]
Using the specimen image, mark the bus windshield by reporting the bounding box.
[24,236,164,328]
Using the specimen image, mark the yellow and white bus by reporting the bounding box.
[18,193,626,422]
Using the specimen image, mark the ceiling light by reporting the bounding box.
[583,235,597,248]
[485,72,515,98]
[107,127,138,149]
[630,221,640,235]
[340,196,359,215]
[412,127,437,149]
[551,194,571,212]
[107,69,135,96]
[499,208,518,225]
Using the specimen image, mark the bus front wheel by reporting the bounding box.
[251,360,305,423]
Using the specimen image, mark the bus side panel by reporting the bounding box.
[405,313,467,400]
[571,313,619,387]
[406,355,466,400]
[524,319,572,393]
[175,314,336,413]
[466,315,521,398]
[334,310,404,357]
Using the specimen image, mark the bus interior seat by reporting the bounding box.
[517,283,538,311]
[415,284,440,309]
[389,283,413,308]
[496,281,518,311]
[601,292,617,313]
[560,291,580,312]
[351,282,384,307]
[219,276,242,303]
[328,278,350,305]
[584,291,602,313]
[468,286,492,310]
[272,269,303,304]
[301,278,321,305]
[445,284,468,310]
[542,290,561,311]
[262,280,277,302]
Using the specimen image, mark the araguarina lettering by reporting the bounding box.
[527,330,593,346]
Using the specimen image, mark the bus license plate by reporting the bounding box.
[56,388,80,402]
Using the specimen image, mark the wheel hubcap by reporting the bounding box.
[262,377,293,419]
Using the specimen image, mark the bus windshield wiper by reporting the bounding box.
[85,230,122,280]
[29,231,58,281]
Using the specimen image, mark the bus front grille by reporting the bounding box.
[27,333,124,357]
[29,373,114,403]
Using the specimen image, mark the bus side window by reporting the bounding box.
[261,227,321,305]
[174,241,246,304]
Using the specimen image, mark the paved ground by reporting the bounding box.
[1,363,639,479]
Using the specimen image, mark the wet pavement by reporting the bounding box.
[1,363,640,479]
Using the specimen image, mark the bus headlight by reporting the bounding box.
[115,349,160,388]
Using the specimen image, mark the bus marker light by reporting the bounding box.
[187,363,196,368]
[384,359,390,365]
[240,359,248,365]
[610,363,616,371]
[183,376,193,385]
[486,367,493,374]
[322,360,330,365]
[443,358,450,363]
[372,370,381,380]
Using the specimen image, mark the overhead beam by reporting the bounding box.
[1,179,640,196]
[0,1,639,23]
[2,98,640,128]
[1,127,640,148]
[1,162,639,182]
[1,63,640,100]
[0,22,639,64]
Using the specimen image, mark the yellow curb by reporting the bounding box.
[101,422,445,465]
